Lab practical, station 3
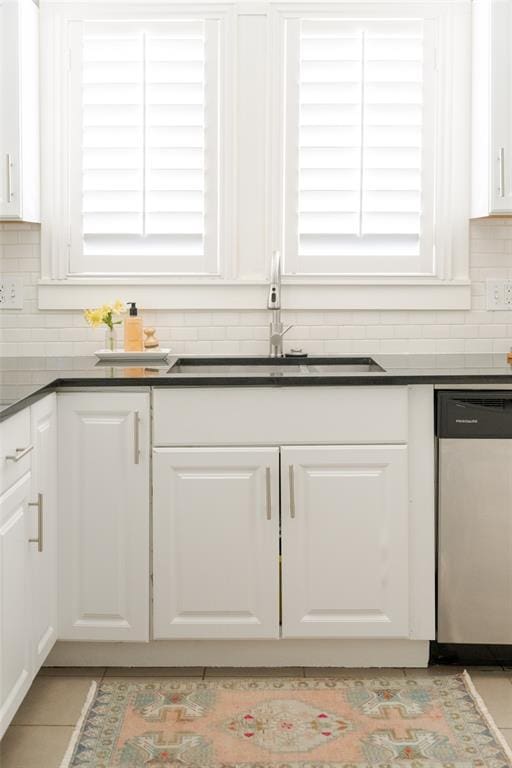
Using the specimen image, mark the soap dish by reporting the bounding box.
[95,349,171,362]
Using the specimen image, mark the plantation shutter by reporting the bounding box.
[284,17,436,275]
[68,19,219,275]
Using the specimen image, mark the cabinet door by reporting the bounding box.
[0,0,21,218]
[281,445,409,639]
[58,393,150,641]
[29,395,58,669]
[0,472,31,740]
[490,0,512,212]
[153,447,279,639]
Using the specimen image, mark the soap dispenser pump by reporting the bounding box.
[124,302,143,352]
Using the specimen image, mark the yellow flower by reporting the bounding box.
[83,299,126,330]
[83,307,104,328]
[112,299,126,315]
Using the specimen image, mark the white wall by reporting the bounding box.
[0,218,511,357]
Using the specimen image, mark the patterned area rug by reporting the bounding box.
[61,672,512,767]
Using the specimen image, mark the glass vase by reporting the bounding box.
[104,325,118,352]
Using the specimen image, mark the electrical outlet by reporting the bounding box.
[486,279,512,310]
[0,275,23,309]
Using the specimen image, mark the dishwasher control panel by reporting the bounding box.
[436,391,512,439]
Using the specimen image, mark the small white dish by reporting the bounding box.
[95,349,171,362]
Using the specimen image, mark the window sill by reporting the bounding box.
[37,278,471,311]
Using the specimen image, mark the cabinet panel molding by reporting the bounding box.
[281,445,409,639]
[0,0,40,221]
[154,387,408,446]
[58,393,150,642]
[29,394,58,668]
[0,472,32,739]
[153,447,280,639]
[472,0,512,216]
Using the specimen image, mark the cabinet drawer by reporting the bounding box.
[0,408,31,494]
[153,386,408,446]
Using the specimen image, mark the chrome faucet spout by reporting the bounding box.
[267,251,281,310]
[267,251,292,357]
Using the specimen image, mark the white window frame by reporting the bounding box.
[67,17,220,276]
[39,0,471,311]
[40,2,235,294]
[272,2,471,287]
[282,16,436,277]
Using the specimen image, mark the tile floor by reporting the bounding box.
[1,665,512,767]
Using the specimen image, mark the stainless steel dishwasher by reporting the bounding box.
[437,391,512,644]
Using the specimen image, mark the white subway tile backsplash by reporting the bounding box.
[380,339,412,354]
[2,219,512,355]
[494,339,511,353]
[471,238,507,253]
[209,340,241,355]
[324,339,355,354]
[339,325,366,339]
[366,325,394,339]
[479,324,508,337]
[433,339,466,354]
[198,326,227,340]
[424,325,451,338]
[239,340,268,355]
[309,325,338,340]
[226,326,255,340]
[170,327,198,341]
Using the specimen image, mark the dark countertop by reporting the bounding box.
[2,353,512,423]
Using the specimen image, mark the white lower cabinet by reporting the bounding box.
[30,395,58,669]
[58,393,150,642]
[281,445,409,638]
[153,447,280,639]
[0,472,32,739]
[152,442,410,641]
[0,386,433,730]
[0,394,58,739]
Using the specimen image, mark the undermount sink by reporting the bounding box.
[168,356,385,375]
[306,361,384,374]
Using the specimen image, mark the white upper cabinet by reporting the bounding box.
[281,445,409,639]
[153,447,280,639]
[58,392,150,642]
[472,0,512,216]
[29,395,58,670]
[0,0,40,222]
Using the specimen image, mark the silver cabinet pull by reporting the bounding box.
[499,147,506,198]
[6,444,34,462]
[289,464,296,519]
[134,411,140,464]
[6,153,13,202]
[29,493,43,553]
[265,466,272,520]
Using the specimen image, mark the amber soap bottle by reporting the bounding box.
[124,302,143,352]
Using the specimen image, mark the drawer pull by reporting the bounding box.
[5,444,34,462]
[289,464,296,519]
[29,493,43,553]
[265,466,272,520]
[499,147,506,198]
[134,411,140,465]
[6,153,13,202]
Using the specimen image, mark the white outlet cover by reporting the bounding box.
[0,275,23,310]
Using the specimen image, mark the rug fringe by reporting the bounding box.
[59,680,97,768]
[462,669,512,766]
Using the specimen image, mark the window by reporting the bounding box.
[282,16,436,276]
[67,17,220,275]
[40,1,470,310]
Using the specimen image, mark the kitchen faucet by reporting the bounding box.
[267,251,292,357]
